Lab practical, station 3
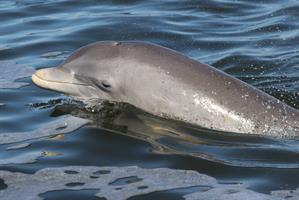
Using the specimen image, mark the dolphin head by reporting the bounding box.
[32,42,126,101]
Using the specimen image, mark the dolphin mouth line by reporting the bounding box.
[32,72,88,86]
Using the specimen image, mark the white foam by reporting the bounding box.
[0,165,296,200]
[0,166,215,200]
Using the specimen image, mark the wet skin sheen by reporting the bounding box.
[32,41,299,137]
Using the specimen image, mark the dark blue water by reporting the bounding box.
[1,0,299,199]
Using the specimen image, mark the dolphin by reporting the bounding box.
[32,41,299,137]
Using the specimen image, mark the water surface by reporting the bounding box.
[1,0,299,199]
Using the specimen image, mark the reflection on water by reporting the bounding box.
[50,100,299,169]
[1,0,299,199]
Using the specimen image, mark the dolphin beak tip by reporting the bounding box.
[31,68,50,88]
[31,67,78,95]
[31,72,39,83]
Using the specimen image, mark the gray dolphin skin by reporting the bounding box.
[32,41,299,137]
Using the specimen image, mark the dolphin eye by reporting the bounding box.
[101,80,111,88]
[94,80,112,92]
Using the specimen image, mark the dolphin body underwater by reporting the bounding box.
[32,41,299,137]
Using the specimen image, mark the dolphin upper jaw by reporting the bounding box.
[32,67,89,96]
